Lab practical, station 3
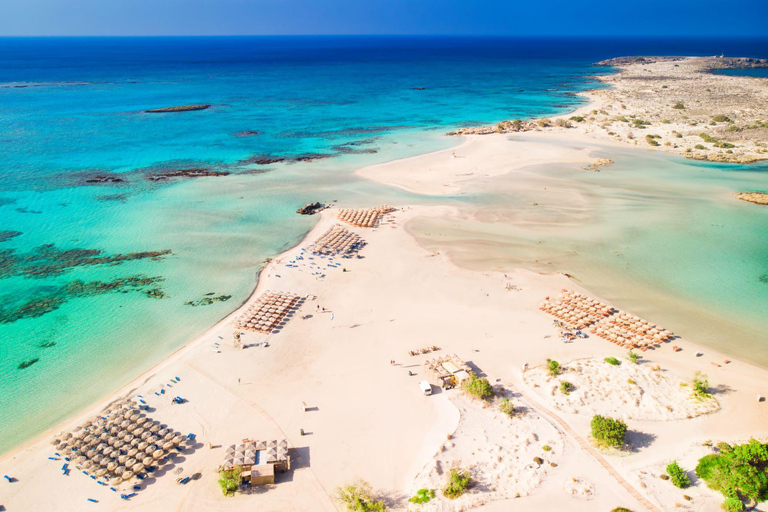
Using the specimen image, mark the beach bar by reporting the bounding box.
[221,439,290,486]
[424,354,472,389]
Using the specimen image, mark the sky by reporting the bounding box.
[1,0,767,37]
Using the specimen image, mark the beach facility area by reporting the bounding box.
[1,191,767,511]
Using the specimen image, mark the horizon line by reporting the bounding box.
[2,33,768,39]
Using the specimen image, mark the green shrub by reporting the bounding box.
[672,101,685,109]
[218,466,243,496]
[666,461,691,489]
[537,118,552,127]
[442,468,472,500]
[605,357,621,366]
[590,415,627,448]
[334,480,387,512]
[722,497,745,511]
[695,439,768,510]
[695,144,707,150]
[462,372,494,400]
[570,115,585,123]
[499,397,515,416]
[691,372,711,400]
[542,445,551,451]
[409,488,435,505]
[717,442,733,453]
[555,118,572,128]
[627,351,639,364]
[560,381,574,394]
[547,359,562,376]
[611,508,634,512]
[714,141,736,148]
[700,133,718,143]
[646,135,660,146]
[662,119,671,123]
[712,114,732,123]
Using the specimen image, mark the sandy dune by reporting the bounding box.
[523,357,720,421]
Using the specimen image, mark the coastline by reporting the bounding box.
[0,213,334,463]
[3,200,766,512]
[449,56,768,164]
[2,55,767,512]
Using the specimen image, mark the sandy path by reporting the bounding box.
[515,383,662,512]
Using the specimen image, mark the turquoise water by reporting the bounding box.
[1,36,767,455]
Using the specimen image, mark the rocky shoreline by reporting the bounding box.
[449,56,768,164]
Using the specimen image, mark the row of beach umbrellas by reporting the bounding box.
[540,290,673,349]
[311,225,365,256]
[235,291,299,333]
[51,399,187,486]
[337,205,395,228]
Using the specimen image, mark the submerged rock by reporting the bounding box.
[147,168,229,181]
[144,104,211,113]
[0,244,172,280]
[84,174,126,184]
[0,231,22,243]
[0,275,165,324]
[184,294,232,307]
[18,358,39,370]
[244,155,287,165]
[143,288,168,299]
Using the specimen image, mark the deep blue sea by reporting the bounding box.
[0,36,767,455]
